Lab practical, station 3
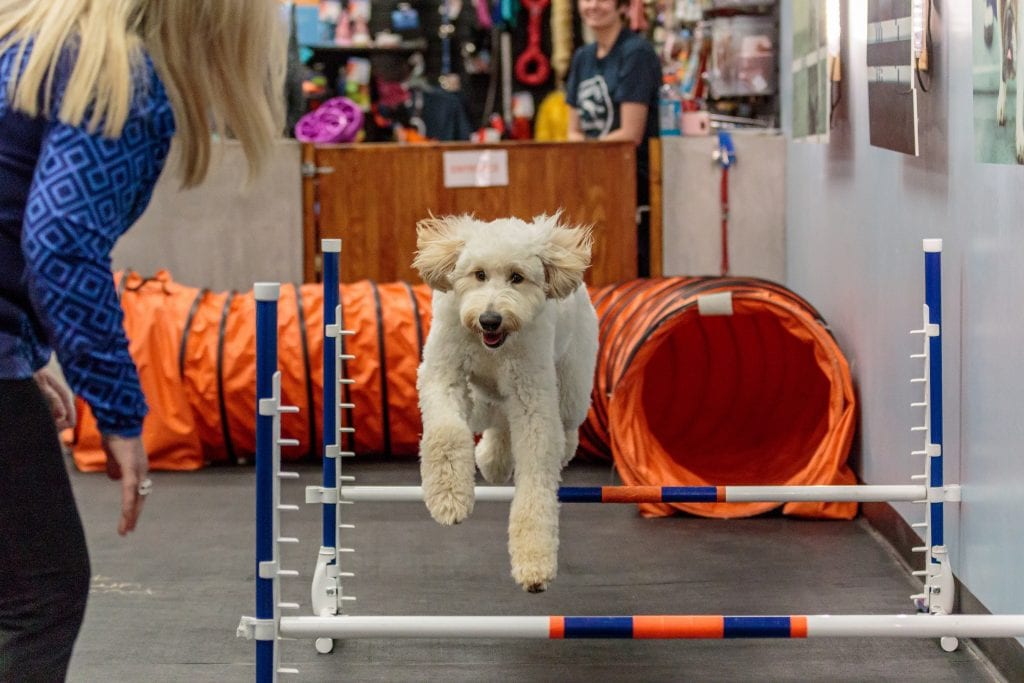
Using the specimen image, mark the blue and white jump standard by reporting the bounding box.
[237,239,1024,681]
[305,239,357,656]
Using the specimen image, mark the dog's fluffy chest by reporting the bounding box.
[467,370,504,402]
[464,347,509,402]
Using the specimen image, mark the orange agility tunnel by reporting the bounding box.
[71,272,856,520]
[582,277,857,520]
[72,272,432,471]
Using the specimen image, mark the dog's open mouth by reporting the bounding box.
[482,331,508,348]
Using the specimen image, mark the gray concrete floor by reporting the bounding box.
[66,457,1007,682]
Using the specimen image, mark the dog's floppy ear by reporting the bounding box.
[540,223,593,300]
[413,215,464,292]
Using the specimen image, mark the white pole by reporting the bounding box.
[281,616,550,639]
[722,485,923,502]
[338,485,926,504]
[340,486,515,502]
[805,614,1024,638]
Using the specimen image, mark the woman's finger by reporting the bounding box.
[118,476,140,535]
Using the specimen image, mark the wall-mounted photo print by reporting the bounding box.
[972,0,1023,164]
[866,0,919,156]
[792,0,834,143]
[709,14,777,98]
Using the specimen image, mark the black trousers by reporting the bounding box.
[0,379,90,683]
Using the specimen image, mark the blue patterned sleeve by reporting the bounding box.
[21,64,175,437]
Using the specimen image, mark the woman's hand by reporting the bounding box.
[101,434,150,536]
[567,108,585,141]
[599,102,649,146]
[33,368,76,431]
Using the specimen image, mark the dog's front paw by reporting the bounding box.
[510,553,557,593]
[508,512,559,592]
[420,423,476,525]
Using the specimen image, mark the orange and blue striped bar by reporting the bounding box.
[548,616,808,639]
[279,613,1024,640]
[337,484,926,504]
[557,486,722,503]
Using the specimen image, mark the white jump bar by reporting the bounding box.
[337,484,927,504]
[279,614,1024,640]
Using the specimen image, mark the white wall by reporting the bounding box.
[778,1,1024,621]
[661,134,786,282]
[112,140,303,292]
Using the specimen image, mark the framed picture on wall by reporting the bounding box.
[972,0,1023,164]
[866,0,919,156]
[791,0,832,143]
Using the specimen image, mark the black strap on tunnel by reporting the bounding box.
[583,279,696,457]
[178,289,208,379]
[294,285,317,460]
[369,281,392,456]
[580,281,655,454]
[589,282,619,312]
[216,292,237,464]
[401,281,425,360]
[613,277,749,383]
[592,278,661,432]
[123,275,171,295]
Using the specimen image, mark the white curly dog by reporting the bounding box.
[412,213,599,593]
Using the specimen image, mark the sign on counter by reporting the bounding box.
[442,150,509,188]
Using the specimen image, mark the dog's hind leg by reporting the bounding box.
[476,422,513,484]
[555,298,598,467]
[561,429,579,468]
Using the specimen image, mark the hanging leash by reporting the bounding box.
[713,130,736,276]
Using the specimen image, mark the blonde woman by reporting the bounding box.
[0,1,284,679]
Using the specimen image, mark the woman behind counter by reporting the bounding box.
[565,0,661,276]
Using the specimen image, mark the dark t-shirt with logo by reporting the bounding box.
[565,29,660,202]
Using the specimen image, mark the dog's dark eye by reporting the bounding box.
[474,270,486,281]
[509,272,524,284]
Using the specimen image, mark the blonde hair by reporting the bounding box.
[0,0,286,188]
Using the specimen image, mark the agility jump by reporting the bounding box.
[238,239,1024,682]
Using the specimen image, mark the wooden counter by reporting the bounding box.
[302,141,638,285]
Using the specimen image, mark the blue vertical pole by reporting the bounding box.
[322,240,341,548]
[923,240,943,558]
[254,283,280,683]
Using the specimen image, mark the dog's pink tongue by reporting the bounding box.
[484,332,502,345]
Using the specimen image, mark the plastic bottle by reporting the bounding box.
[658,74,682,136]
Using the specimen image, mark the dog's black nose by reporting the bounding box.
[479,312,502,331]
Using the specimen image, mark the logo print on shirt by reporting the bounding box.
[577,75,613,137]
